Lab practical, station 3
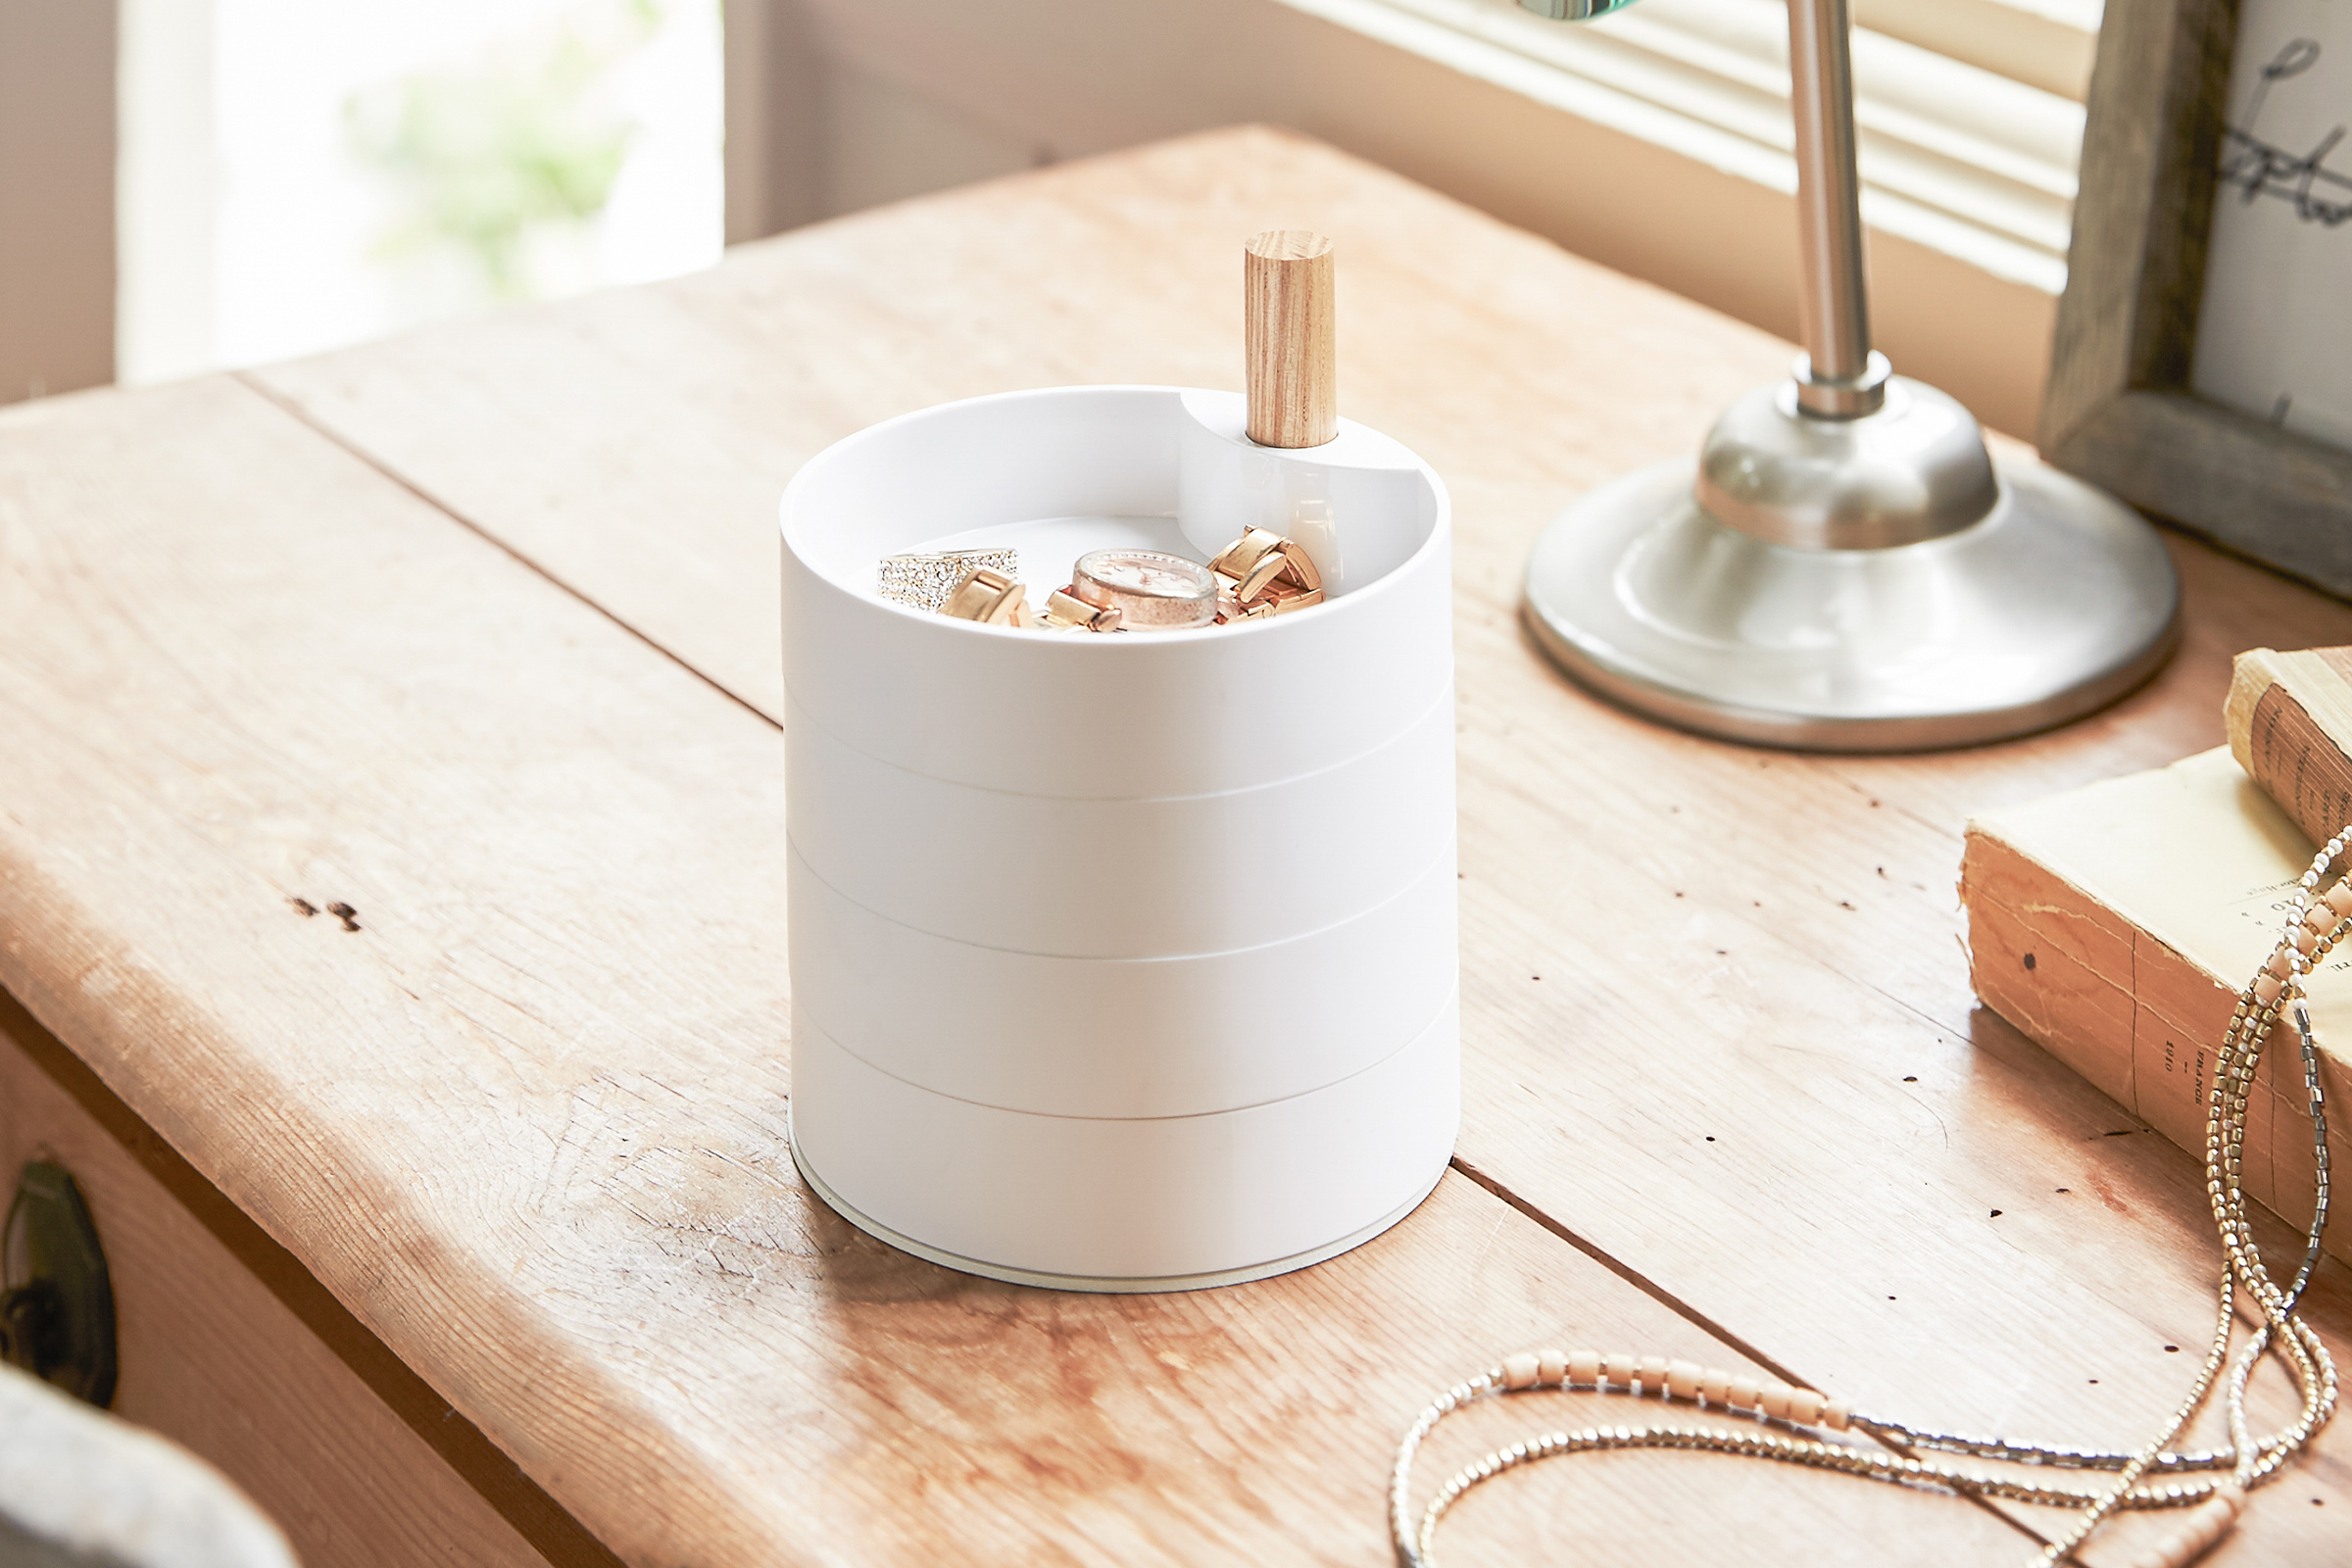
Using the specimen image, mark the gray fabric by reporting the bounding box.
[0,1365,297,1568]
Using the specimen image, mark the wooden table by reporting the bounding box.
[1,127,2346,1567]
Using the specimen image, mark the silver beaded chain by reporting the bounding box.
[1390,830,2344,1568]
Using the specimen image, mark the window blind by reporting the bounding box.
[1283,0,2100,290]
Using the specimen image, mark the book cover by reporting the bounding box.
[1963,747,2347,1263]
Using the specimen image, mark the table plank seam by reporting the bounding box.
[230,371,1810,1366]
[232,370,779,737]
[235,358,1954,1390]
[240,355,2073,1553]
[1449,1152,1801,1386]
[1447,1151,2058,1553]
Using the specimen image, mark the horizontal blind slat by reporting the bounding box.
[1337,0,2090,285]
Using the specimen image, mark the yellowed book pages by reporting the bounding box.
[1963,747,2347,1264]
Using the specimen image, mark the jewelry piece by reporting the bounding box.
[1068,549,1219,630]
[1040,588,1122,633]
[879,548,1018,613]
[938,566,1035,628]
[1390,836,2341,1568]
[1209,527,1323,620]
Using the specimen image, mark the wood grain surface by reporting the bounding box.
[0,370,2037,1566]
[2,126,2347,1564]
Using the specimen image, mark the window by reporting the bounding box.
[118,0,724,384]
[1298,0,2095,289]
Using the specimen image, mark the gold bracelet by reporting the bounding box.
[1209,528,1324,620]
[1041,588,1123,633]
[939,566,1036,628]
[900,538,1322,631]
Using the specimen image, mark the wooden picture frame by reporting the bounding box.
[2041,0,2352,598]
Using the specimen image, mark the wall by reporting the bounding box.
[0,0,115,405]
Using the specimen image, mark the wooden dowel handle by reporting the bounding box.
[1245,230,1336,448]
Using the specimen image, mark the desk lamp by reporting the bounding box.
[1517,0,2179,749]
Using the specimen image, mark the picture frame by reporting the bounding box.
[2041,0,2352,598]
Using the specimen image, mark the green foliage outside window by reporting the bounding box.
[345,0,660,301]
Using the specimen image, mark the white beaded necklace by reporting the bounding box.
[1392,835,2343,1568]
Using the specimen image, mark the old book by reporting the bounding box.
[2227,645,2352,849]
[1962,747,2347,1264]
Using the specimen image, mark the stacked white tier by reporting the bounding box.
[780,387,1457,1290]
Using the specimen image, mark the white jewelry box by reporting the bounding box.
[780,385,1457,1291]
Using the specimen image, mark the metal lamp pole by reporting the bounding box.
[1787,0,1879,416]
[1517,0,2178,750]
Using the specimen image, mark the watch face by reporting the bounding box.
[1071,549,1218,627]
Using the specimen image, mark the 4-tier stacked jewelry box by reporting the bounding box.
[781,380,1456,1291]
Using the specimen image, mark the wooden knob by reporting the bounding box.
[1245,230,1336,448]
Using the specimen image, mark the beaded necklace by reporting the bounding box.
[1391,835,2343,1568]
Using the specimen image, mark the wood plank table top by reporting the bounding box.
[3,125,2348,1565]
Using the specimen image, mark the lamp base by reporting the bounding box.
[1522,455,2180,752]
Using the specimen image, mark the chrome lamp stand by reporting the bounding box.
[1517,0,2179,750]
